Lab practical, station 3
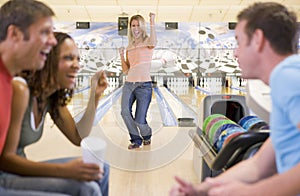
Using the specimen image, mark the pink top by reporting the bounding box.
[126,45,153,82]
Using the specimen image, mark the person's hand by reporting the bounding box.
[118,47,125,57]
[149,12,155,24]
[169,176,208,196]
[91,70,108,100]
[170,184,185,196]
[61,158,103,181]
[205,178,252,196]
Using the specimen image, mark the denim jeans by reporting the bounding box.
[0,157,110,196]
[121,81,153,145]
[0,187,70,196]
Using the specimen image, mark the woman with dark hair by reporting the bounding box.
[118,13,157,149]
[0,32,109,196]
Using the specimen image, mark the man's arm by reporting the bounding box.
[170,138,277,196]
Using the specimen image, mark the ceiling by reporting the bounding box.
[1,0,299,23]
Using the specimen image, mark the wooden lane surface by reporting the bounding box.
[25,85,246,196]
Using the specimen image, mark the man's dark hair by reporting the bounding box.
[237,2,299,54]
[0,0,55,41]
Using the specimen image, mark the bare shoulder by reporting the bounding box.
[144,37,155,48]
[12,77,29,96]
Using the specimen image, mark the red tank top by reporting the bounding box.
[0,58,13,154]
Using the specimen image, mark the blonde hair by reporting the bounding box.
[128,14,148,45]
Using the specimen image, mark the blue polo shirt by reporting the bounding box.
[270,54,300,173]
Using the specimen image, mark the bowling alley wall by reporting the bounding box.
[53,22,300,93]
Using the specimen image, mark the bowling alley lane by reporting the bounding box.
[25,77,247,196]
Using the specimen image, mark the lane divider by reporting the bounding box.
[165,87,197,120]
[195,86,211,94]
[154,87,178,126]
[74,87,122,125]
[230,86,247,92]
[160,87,197,126]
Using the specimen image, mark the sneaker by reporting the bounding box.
[128,143,140,150]
[143,139,151,145]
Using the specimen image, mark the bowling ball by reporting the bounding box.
[243,117,264,131]
[212,123,240,149]
[216,126,246,151]
[223,131,244,147]
[205,116,228,135]
[208,119,235,145]
[248,121,269,132]
[238,115,258,128]
[202,114,225,134]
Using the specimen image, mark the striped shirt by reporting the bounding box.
[126,44,153,82]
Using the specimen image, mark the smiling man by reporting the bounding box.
[170,2,300,196]
[0,0,58,195]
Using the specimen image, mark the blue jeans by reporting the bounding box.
[0,157,109,196]
[121,81,153,145]
[0,187,69,196]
